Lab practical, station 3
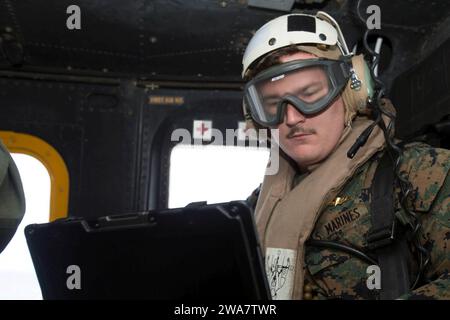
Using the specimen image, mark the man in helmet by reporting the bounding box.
[243,12,450,300]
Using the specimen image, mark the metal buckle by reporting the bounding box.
[349,68,362,91]
[366,220,396,251]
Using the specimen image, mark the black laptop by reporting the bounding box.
[25,200,271,300]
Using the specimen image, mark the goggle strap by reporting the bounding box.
[331,61,351,87]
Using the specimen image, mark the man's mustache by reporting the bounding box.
[287,125,316,139]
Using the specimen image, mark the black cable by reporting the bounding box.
[347,113,382,159]
[304,264,330,298]
[306,239,378,265]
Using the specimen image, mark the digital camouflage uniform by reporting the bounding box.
[298,142,450,300]
[247,141,450,299]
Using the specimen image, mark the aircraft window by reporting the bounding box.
[0,154,50,300]
[169,145,270,208]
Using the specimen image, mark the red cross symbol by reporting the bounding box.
[193,120,212,140]
[196,123,209,135]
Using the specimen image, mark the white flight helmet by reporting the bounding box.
[242,11,374,124]
[242,11,352,78]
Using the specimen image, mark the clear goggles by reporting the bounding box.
[244,58,351,127]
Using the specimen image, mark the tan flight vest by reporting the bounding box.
[255,115,387,300]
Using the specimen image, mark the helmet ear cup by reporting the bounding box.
[350,54,374,113]
[341,54,374,120]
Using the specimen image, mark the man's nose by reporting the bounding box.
[284,103,306,126]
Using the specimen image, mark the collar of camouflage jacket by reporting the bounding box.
[254,111,390,300]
